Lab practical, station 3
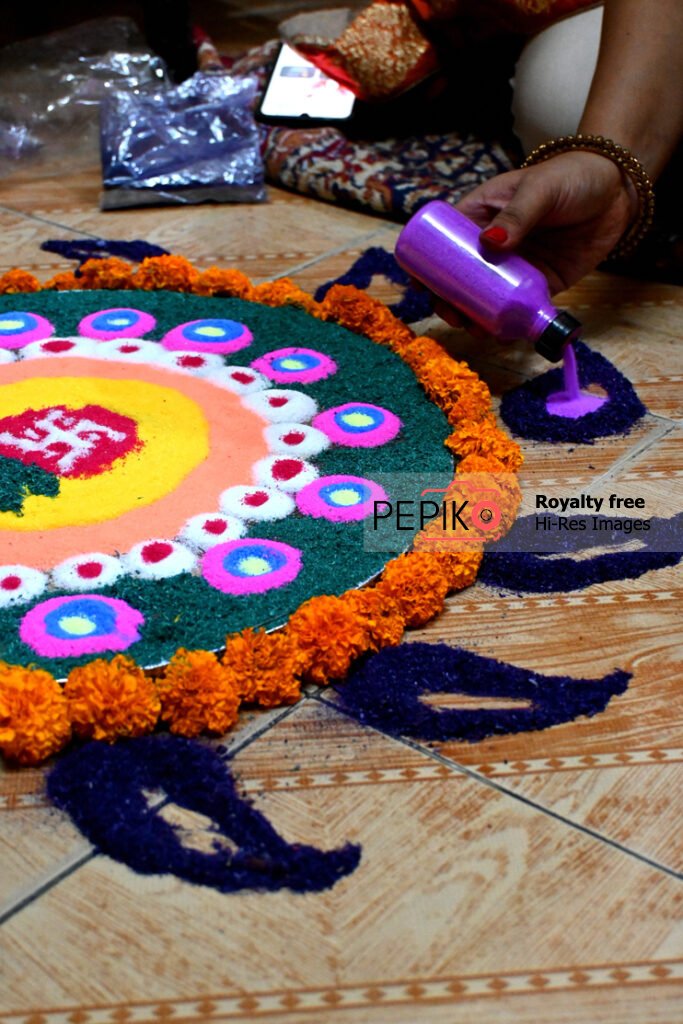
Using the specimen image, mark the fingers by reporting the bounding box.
[479,171,557,250]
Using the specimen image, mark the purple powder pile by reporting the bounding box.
[337,643,630,742]
[47,735,361,893]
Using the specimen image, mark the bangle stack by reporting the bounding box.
[520,133,656,259]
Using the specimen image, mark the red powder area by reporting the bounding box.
[282,431,305,446]
[178,355,205,368]
[243,491,268,507]
[231,371,254,384]
[268,397,288,408]
[204,519,227,535]
[142,541,173,563]
[271,459,302,481]
[77,561,103,578]
[1,575,21,591]
[42,341,74,353]
[0,404,142,479]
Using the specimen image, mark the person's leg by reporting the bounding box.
[511,5,604,155]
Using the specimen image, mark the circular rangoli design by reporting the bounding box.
[0,288,454,675]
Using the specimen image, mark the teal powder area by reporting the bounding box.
[0,290,453,674]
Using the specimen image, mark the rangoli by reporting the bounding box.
[0,257,522,765]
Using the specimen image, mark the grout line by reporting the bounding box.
[0,203,105,241]
[221,700,306,761]
[589,419,676,490]
[0,847,95,927]
[259,227,396,283]
[0,701,305,927]
[312,693,683,882]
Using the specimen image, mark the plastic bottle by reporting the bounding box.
[394,200,581,362]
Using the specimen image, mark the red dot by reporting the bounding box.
[76,561,103,579]
[232,371,253,385]
[42,340,73,353]
[243,491,269,508]
[1,575,21,591]
[178,355,205,368]
[281,430,305,446]
[271,459,302,482]
[269,396,288,408]
[203,519,227,535]
[142,542,173,563]
[119,345,139,354]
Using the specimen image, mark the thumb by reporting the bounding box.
[480,173,556,249]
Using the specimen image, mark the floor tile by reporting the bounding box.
[1,702,681,1021]
[0,208,93,278]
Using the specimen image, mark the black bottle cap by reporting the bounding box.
[535,311,582,362]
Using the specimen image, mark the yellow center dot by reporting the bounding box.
[58,615,96,636]
[195,326,226,337]
[0,319,26,331]
[109,318,131,326]
[342,412,374,428]
[330,488,361,507]
[280,358,307,370]
[238,555,272,576]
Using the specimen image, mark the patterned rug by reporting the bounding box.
[0,258,521,765]
[229,41,517,219]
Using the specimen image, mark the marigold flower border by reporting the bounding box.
[0,256,522,765]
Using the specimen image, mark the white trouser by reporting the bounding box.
[511,5,604,155]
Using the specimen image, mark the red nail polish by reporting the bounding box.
[481,226,508,244]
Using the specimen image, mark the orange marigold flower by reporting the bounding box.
[399,336,447,371]
[376,551,450,628]
[131,255,200,292]
[250,278,317,313]
[64,656,160,742]
[195,267,253,298]
[412,516,484,576]
[0,269,40,294]
[223,628,301,707]
[287,594,370,685]
[433,547,483,591]
[78,257,133,290]
[0,663,71,765]
[345,588,405,651]
[446,415,523,472]
[318,285,412,350]
[43,271,79,291]
[158,649,240,736]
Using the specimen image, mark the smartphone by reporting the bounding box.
[258,43,356,126]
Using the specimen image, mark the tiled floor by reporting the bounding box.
[0,12,682,1021]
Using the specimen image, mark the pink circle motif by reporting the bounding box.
[78,308,156,341]
[202,539,302,595]
[296,474,388,522]
[313,402,401,448]
[20,595,144,658]
[0,311,55,350]
[251,347,337,384]
[162,318,252,355]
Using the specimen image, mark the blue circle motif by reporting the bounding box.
[43,598,118,639]
[271,353,321,373]
[222,544,288,577]
[182,319,245,343]
[333,405,385,434]
[318,481,372,506]
[0,312,39,335]
[90,311,139,331]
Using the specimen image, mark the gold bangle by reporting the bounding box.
[520,133,656,259]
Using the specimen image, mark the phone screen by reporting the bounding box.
[260,44,356,121]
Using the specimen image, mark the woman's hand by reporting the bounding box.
[455,150,638,294]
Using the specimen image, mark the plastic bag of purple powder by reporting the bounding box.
[100,70,266,208]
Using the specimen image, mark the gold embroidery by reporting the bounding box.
[335,1,434,99]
